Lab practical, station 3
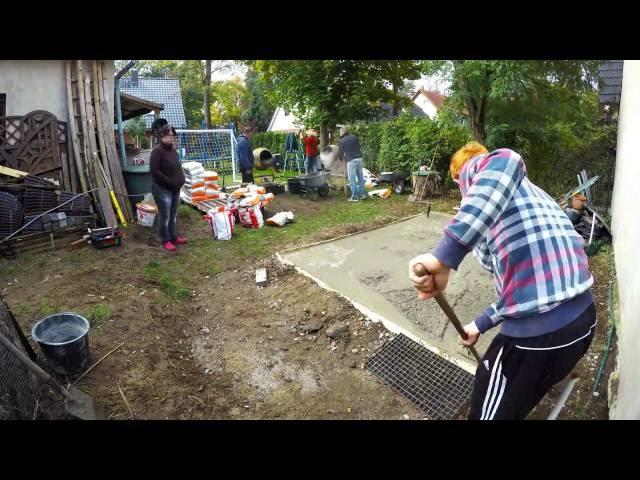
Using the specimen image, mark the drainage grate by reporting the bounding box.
[366,334,475,420]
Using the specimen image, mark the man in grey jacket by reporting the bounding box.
[337,126,366,201]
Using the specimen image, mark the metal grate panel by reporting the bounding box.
[366,334,474,420]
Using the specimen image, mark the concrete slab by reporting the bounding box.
[278,212,498,373]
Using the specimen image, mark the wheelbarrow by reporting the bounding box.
[378,171,410,194]
[296,172,331,201]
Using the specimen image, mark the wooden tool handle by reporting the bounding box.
[413,263,483,365]
[0,332,73,400]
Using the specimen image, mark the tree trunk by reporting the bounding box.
[466,96,487,144]
[204,60,212,129]
[469,114,486,144]
[391,81,399,118]
[320,122,329,150]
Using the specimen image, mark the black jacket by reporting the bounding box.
[150,142,185,191]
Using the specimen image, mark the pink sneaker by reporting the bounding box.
[163,241,176,252]
[174,236,188,245]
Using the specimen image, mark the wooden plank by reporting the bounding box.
[94,61,133,221]
[97,187,118,228]
[85,72,117,226]
[0,165,28,178]
[57,121,71,191]
[99,101,133,222]
[99,103,126,216]
[97,62,131,220]
[76,61,96,191]
[65,60,88,192]
[92,61,112,188]
[83,73,104,190]
[66,129,80,192]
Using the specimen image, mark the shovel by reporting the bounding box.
[0,331,106,420]
[413,264,484,365]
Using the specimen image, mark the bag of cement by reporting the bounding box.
[182,161,205,172]
[239,205,264,229]
[239,194,261,207]
[368,188,392,198]
[266,211,294,227]
[184,173,205,183]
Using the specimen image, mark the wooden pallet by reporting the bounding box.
[0,226,89,258]
[181,196,227,214]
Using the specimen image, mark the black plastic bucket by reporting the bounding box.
[31,313,90,375]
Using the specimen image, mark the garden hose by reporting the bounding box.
[593,253,617,394]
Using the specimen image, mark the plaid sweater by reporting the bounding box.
[433,149,593,338]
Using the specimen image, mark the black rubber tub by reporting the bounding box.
[31,313,90,375]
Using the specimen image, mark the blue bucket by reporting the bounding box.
[31,313,90,375]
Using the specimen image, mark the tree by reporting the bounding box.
[243,68,275,132]
[373,61,423,117]
[210,79,248,127]
[421,60,600,144]
[252,60,421,149]
[124,116,146,148]
[204,60,212,128]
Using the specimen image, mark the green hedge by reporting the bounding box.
[252,132,288,155]
[352,112,471,181]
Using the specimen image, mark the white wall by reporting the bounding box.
[0,60,115,123]
[0,60,68,120]
[413,94,438,119]
[610,60,640,419]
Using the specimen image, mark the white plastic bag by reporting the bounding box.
[266,211,294,227]
[206,208,234,240]
[213,211,233,240]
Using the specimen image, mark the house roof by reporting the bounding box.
[598,61,624,105]
[412,89,447,110]
[267,107,303,133]
[379,102,427,120]
[119,77,187,129]
[119,93,164,121]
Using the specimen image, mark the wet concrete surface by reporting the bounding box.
[279,212,498,373]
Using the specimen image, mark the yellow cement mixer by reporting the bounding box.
[253,148,273,170]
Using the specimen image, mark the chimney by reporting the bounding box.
[131,68,139,87]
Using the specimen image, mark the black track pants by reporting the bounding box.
[468,303,596,420]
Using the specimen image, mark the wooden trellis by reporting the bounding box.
[0,110,70,189]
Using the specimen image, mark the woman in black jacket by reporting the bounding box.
[150,123,186,251]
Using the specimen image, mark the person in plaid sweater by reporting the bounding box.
[409,142,596,420]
